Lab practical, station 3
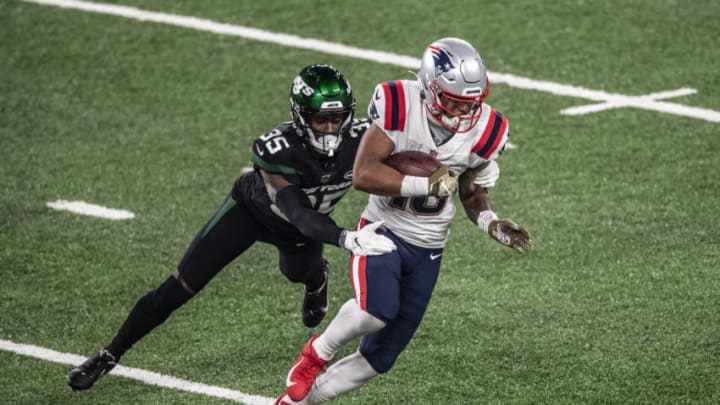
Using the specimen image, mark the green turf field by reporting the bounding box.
[2,0,719,403]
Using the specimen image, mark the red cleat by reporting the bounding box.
[286,335,329,401]
[274,394,303,405]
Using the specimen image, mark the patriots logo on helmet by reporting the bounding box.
[429,45,454,76]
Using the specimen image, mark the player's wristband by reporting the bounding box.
[477,210,499,234]
[400,176,430,196]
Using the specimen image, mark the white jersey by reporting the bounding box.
[361,79,509,248]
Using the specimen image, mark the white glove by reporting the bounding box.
[341,221,397,256]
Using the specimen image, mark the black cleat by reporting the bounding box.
[302,264,329,328]
[68,349,117,391]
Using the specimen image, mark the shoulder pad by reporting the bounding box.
[349,118,372,139]
[250,126,303,175]
[472,108,508,160]
[367,81,407,131]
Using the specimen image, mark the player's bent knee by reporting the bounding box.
[360,344,402,374]
[339,299,386,333]
[344,295,398,325]
[362,295,400,323]
[279,261,324,284]
[280,268,305,283]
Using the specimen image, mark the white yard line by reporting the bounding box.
[0,339,274,405]
[560,87,700,115]
[21,0,720,123]
[46,200,135,219]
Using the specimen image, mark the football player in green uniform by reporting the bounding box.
[68,64,396,391]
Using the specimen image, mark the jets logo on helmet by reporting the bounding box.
[292,76,315,96]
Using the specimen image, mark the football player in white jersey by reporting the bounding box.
[276,38,532,405]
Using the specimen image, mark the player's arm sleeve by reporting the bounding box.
[367,81,404,146]
[468,107,508,188]
[472,160,500,188]
[274,185,344,247]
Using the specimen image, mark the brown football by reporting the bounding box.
[384,150,441,177]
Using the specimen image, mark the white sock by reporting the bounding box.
[313,299,385,361]
[305,351,378,404]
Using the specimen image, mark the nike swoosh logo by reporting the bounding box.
[374,89,381,100]
[286,359,302,387]
[255,144,265,156]
[430,253,442,260]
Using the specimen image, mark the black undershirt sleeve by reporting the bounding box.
[274,185,344,247]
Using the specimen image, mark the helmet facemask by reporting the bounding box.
[427,81,488,133]
[291,102,354,157]
[290,65,356,157]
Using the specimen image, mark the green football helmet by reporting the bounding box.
[290,64,356,157]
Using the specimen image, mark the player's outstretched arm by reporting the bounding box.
[262,170,395,255]
[459,166,532,253]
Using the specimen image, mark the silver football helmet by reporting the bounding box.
[418,38,489,133]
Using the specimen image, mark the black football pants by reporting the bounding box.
[106,193,325,359]
[177,193,325,291]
